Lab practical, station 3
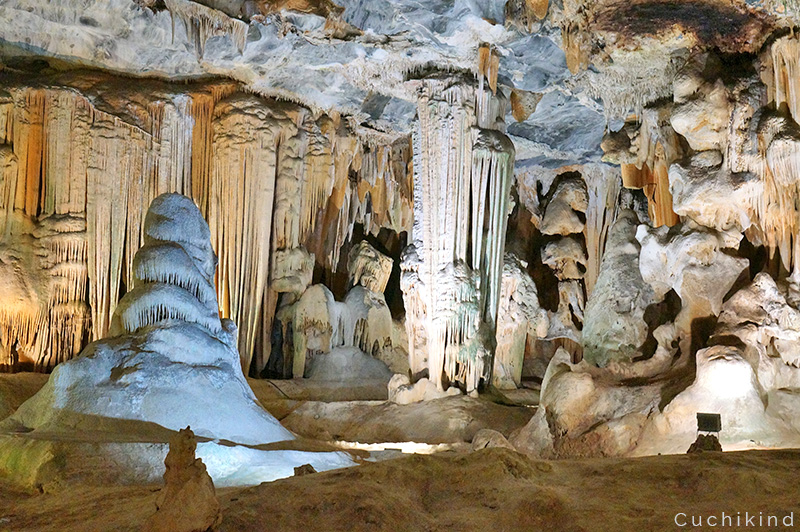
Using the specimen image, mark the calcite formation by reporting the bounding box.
[582,210,655,367]
[347,240,393,294]
[637,221,749,353]
[0,72,412,374]
[401,75,516,393]
[8,0,800,464]
[145,427,223,532]
[492,254,548,389]
[0,193,354,485]
[512,21,800,457]
[291,284,402,379]
[4,193,293,445]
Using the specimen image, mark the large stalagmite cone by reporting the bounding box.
[0,193,356,487]
[3,193,295,446]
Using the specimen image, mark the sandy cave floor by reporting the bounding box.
[2,447,800,531]
[2,373,800,531]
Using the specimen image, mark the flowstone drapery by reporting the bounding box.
[0,72,412,374]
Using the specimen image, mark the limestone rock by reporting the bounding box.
[637,222,748,340]
[293,464,317,476]
[582,210,656,367]
[555,280,586,331]
[539,363,658,440]
[715,273,800,390]
[509,408,554,458]
[0,194,355,486]
[401,78,515,393]
[669,154,757,233]
[144,427,222,532]
[471,429,515,451]
[541,237,587,280]
[509,89,542,122]
[0,203,89,371]
[687,434,722,453]
[343,286,404,372]
[0,74,414,375]
[540,175,589,236]
[670,62,731,152]
[348,241,394,294]
[511,349,659,458]
[293,285,336,378]
[387,374,462,405]
[637,346,776,455]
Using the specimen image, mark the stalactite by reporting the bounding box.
[606,108,681,228]
[0,73,412,374]
[0,145,18,234]
[757,36,800,279]
[165,0,248,58]
[210,94,280,374]
[13,89,45,217]
[764,35,800,123]
[584,165,622,296]
[471,129,515,326]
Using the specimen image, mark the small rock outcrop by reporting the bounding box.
[145,427,222,532]
[471,429,515,451]
[687,434,723,453]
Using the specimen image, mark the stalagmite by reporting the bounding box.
[144,427,223,532]
[292,285,335,379]
[582,210,655,367]
[492,254,548,389]
[2,193,292,444]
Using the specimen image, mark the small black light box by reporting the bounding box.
[696,412,722,433]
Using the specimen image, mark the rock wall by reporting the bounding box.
[513,31,800,457]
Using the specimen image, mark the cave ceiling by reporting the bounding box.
[1,0,778,172]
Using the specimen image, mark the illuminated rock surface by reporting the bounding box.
[7,0,800,513]
[0,194,354,487]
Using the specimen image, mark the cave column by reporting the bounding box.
[401,68,515,393]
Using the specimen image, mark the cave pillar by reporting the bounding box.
[400,73,515,393]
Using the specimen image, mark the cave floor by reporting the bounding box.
[2,373,799,531]
[2,447,800,531]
